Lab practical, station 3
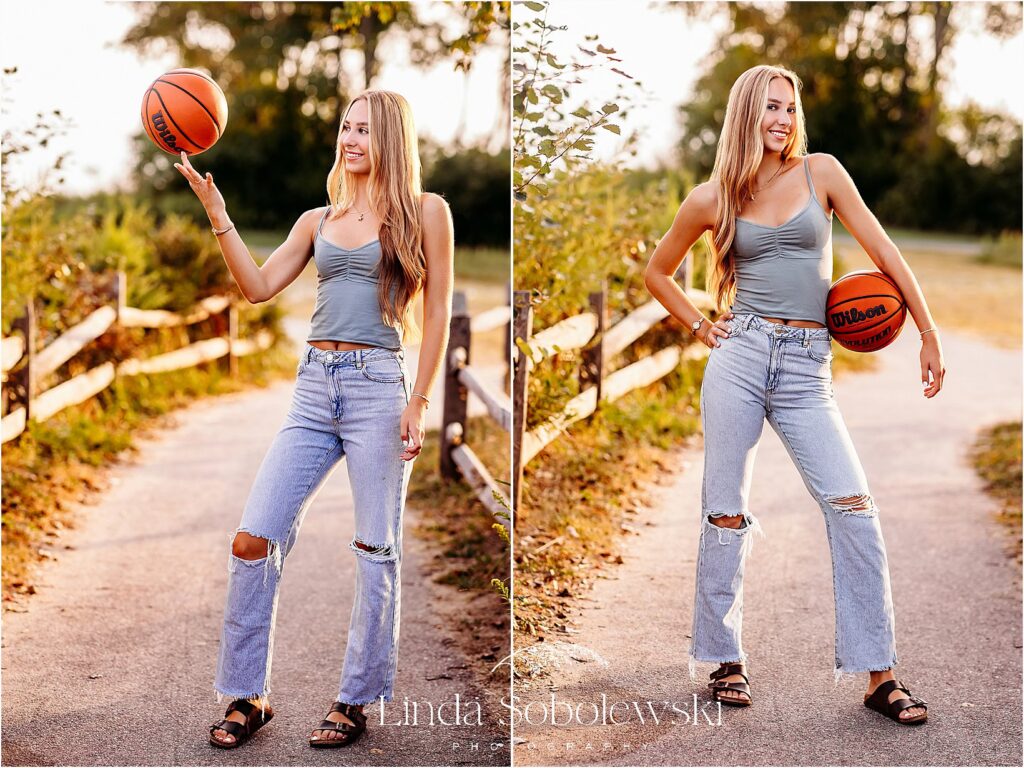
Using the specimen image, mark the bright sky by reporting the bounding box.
[1,0,507,196]
[4,1,1021,195]
[532,0,1024,168]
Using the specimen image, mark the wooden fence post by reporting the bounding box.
[579,283,607,402]
[209,302,229,376]
[10,301,35,422]
[228,303,239,378]
[110,271,126,386]
[440,291,470,481]
[112,270,127,323]
[503,280,511,394]
[511,290,533,516]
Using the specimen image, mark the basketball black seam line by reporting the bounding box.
[150,88,207,152]
[142,89,162,147]
[829,303,907,337]
[155,78,222,136]
[843,322,906,346]
[829,292,903,308]
[830,304,906,337]
[827,295,904,335]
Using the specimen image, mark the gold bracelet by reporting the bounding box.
[919,328,937,338]
[411,392,430,407]
[211,222,235,236]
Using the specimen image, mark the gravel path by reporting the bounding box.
[0,379,508,766]
[513,327,1022,766]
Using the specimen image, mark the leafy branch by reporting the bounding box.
[512,1,636,199]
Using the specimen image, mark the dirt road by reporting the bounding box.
[514,327,1022,766]
[0,380,508,766]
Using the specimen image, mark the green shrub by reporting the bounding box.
[976,231,1023,268]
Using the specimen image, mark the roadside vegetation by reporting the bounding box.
[1,100,291,605]
[969,420,1023,563]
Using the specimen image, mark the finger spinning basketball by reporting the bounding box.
[141,68,228,156]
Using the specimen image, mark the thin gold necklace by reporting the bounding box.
[348,205,367,222]
[749,160,788,201]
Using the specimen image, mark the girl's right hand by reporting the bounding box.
[700,311,734,349]
[173,150,227,220]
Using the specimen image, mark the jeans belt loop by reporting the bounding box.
[802,328,810,347]
[355,349,363,368]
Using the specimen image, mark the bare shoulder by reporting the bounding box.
[420,192,453,240]
[294,205,329,245]
[682,180,719,226]
[806,152,846,182]
[420,192,451,221]
[295,205,330,229]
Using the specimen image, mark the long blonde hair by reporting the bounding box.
[705,65,808,312]
[325,90,426,345]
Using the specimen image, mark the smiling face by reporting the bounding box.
[760,76,796,154]
[340,98,371,174]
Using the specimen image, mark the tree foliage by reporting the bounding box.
[676,1,1022,234]
[512,3,683,428]
[512,1,636,200]
[121,2,510,236]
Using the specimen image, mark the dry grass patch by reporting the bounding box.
[837,241,1021,349]
[969,420,1022,563]
[408,415,511,702]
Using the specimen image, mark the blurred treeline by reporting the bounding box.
[115,2,510,246]
[1,98,281,350]
[677,1,1022,234]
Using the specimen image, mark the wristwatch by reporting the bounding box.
[691,317,706,336]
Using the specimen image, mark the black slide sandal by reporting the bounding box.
[209,698,274,748]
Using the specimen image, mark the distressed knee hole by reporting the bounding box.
[350,538,397,562]
[232,531,269,560]
[707,513,747,530]
[826,493,877,517]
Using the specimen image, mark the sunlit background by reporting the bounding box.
[1,0,508,196]
[530,0,1024,168]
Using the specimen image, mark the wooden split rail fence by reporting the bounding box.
[439,289,513,521]
[1,270,274,444]
[511,262,716,512]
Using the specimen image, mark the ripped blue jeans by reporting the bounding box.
[689,312,897,686]
[214,344,414,714]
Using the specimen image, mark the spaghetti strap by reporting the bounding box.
[316,206,331,237]
[802,156,817,199]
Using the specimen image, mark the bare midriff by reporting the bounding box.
[308,340,378,351]
[756,315,827,329]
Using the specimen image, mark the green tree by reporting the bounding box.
[676,1,1022,234]
[122,2,509,230]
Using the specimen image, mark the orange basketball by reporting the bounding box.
[826,270,907,352]
[141,68,228,156]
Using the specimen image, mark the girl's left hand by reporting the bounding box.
[400,401,426,461]
[920,337,946,398]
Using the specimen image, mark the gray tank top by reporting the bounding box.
[729,156,832,324]
[307,208,403,349]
